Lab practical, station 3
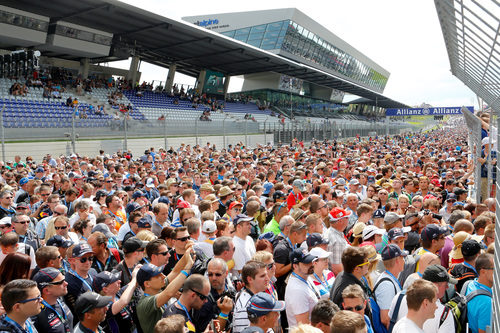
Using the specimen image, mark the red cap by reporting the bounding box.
[423,194,437,202]
[229,201,243,210]
[177,201,191,209]
[329,207,352,221]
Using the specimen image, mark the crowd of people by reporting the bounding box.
[0,113,495,333]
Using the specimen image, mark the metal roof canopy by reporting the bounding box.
[434,0,500,111]
[2,0,408,108]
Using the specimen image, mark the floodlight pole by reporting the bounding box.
[245,119,248,147]
[195,118,199,145]
[123,111,128,152]
[223,114,228,148]
[72,107,77,153]
[163,114,168,151]
[264,116,268,145]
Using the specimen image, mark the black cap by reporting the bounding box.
[233,214,253,226]
[306,233,329,248]
[74,291,112,314]
[33,267,61,290]
[93,271,121,292]
[423,264,457,284]
[123,237,147,254]
[421,224,449,242]
[137,263,165,287]
[290,248,317,264]
[388,228,405,241]
[381,244,408,261]
[461,239,482,257]
[72,242,93,257]
[125,202,143,215]
[46,235,73,248]
[137,216,152,229]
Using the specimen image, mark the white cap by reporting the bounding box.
[146,178,155,188]
[202,220,217,234]
[309,247,331,259]
[0,217,11,226]
[362,225,385,241]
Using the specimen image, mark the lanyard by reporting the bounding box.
[4,315,33,333]
[42,299,68,324]
[280,232,293,249]
[291,272,320,299]
[69,269,93,291]
[313,272,329,291]
[463,262,478,275]
[384,270,402,289]
[96,255,112,272]
[108,210,123,224]
[154,217,164,229]
[177,300,193,323]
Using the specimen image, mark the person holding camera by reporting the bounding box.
[194,258,235,332]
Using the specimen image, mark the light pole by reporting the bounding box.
[223,114,228,148]
[71,107,77,153]
[163,114,168,151]
[0,105,5,162]
[264,116,268,145]
[123,111,128,152]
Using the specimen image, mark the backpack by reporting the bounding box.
[443,279,492,333]
[398,250,422,286]
[368,277,397,333]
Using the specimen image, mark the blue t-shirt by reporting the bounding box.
[466,279,492,333]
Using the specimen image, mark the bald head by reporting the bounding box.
[418,252,440,274]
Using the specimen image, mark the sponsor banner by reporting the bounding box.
[385,106,474,116]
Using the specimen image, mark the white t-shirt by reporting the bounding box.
[233,289,252,333]
[233,235,256,271]
[388,292,455,333]
[392,316,424,333]
[0,243,36,269]
[375,272,401,310]
[285,274,319,328]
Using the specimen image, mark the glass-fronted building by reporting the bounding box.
[183,8,390,94]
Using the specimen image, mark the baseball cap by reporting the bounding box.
[384,212,405,225]
[137,263,165,287]
[125,202,143,215]
[273,191,287,201]
[454,187,467,196]
[461,239,482,257]
[94,190,108,201]
[292,179,306,192]
[46,235,73,248]
[423,264,457,284]
[33,267,61,289]
[309,247,331,259]
[16,202,29,210]
[247,292,285,317]
[202,220,217,233]
[290,248,317,264]
[335,178,346,186]
[446,193,457,202]
[200,183,215,193]
[35,167,44,173]
[229,201,243,211]
[349,179,360,186]
[74,292,112,315]
[388,228,405,241]
[0,217,11,226]
[19,177,34,186]
[381,244,408,261]
[421,224,449,242]
[72,242,94,257]
[373,209,386,219]
[233,214,253,226]
[306,233,329,248]
[123,238,147,254]
[362,225,385,241]
[263,182,274,195]
[93,271,121,292]
[329,207,352,222]
[177,201,191,209]
[92,224,114,239]
[132,191,146,199]
[146,178,155,188]
[137,216,152,229]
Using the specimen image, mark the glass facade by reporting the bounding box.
[0,9,48,32]
[221,20,388,92]
[52,25,112,46]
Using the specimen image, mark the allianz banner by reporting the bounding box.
[385,106,474,116]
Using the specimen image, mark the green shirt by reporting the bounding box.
[137,294,163,333]
[263,218,280,236]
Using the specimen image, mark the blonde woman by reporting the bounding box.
[360,244,381,290]
[136,230,157,242]
[45,216,79,244]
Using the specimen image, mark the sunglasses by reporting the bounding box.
[48,279,66,286]
[267,262,275,270]
[15,221,29,225]
[79,256,94,263]
[356,261,370,267]
[54,226,67,230]
[344,304,364,311]
[156,251,169,256]
[207,272,223,277]
[176,236,190,242]
[18,295,42,304]
[190,288,208,301]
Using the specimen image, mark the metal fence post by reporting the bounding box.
[264,117,268,145]
[163,115,168,151]
[195,118,199,145]
[0,105,5,162]
[123,112,128,152]
[245,119,248,147]
[223,115,227,148]
[72,107,77,153]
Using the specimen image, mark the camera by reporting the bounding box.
[419,209,442,220]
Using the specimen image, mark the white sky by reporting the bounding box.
[108,0,478,108]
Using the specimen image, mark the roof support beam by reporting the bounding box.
[50,4,112,24]
[116,22,170,37]
[174,48,244,62]
[146,37,213,52]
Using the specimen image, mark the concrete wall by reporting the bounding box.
[1,134,273,162]
[241,72,281,92]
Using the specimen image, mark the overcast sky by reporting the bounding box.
[111,0,478,108]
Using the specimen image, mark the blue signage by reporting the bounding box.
[195,19,219,27]
[385,106,474,116]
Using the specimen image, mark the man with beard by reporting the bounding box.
[285,248,319,327]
